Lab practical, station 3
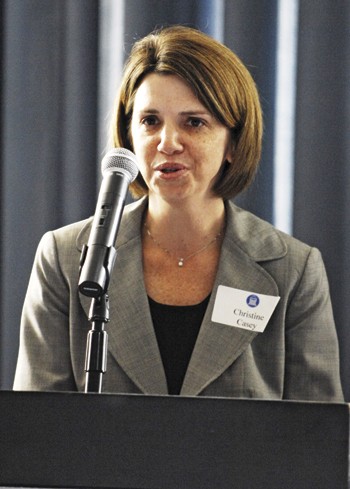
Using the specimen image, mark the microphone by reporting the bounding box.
[78,148,139,298]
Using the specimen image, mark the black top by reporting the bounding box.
[148,295,210,395]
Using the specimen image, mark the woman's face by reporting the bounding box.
[130,73,232,204]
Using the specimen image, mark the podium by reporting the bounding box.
[0,391,349,488]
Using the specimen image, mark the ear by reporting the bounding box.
[224,139,234,164]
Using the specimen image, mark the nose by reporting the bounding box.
[157,123,183,155]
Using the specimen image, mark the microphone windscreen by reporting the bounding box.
[101,148,139,182]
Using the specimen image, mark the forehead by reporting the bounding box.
[133,72,205,110]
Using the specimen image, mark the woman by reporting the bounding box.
[14,26,344,401]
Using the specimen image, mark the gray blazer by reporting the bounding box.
[14,198,344,401]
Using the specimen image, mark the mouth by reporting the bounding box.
[161,168,180,173]
[155,162,187,175]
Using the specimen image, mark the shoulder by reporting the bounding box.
[40,196,147,253]
[225,202,328,297]
[32,198,146,281]
[226,201,313,263]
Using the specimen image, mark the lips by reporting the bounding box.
[154,162,187,173]
[153,162,188,180]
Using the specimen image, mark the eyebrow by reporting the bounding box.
[136,109,212,116]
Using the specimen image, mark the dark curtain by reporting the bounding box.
[0,0,98,388]
[224,0,278,222]
[1,0,349,400]
[293,0,350,400]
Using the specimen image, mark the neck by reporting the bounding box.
[144,195,226,254]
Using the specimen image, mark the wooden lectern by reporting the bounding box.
[0,391,348,488]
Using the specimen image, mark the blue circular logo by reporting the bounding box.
[246,294,260,308]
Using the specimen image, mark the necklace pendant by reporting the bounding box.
[178,258,184,267]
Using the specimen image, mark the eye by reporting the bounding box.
[141,115,159,126]
[187,117,205,128]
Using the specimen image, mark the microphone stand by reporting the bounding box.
[84,294,109,393]
[78,148,138,393]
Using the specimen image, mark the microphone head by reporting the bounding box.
[101,148,139,182]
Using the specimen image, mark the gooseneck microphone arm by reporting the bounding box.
[78,148,139,393]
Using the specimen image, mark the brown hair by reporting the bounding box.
[112,25,263,200]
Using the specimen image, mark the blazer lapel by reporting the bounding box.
[78,199,287,397]
[106,236,168,394]
[181,202,286,396]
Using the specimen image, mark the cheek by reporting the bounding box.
[130,140,153,177]
[130,122,146,150]
[196,135,225,163]
[133,143,152,165]
[133,135,157,162]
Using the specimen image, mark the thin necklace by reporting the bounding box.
[144,222,223,268]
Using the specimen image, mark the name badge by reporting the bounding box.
[212,285,280,333]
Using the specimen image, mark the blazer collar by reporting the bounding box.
[76,197,287,261]
[77,198,286,395]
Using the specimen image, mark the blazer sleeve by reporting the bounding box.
[283,246,344,401]
[13,231,78,391]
